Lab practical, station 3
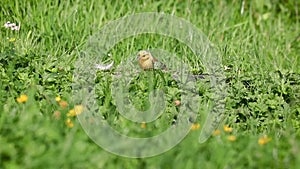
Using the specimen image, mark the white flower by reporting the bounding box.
[95,61,114,70]
[4,21,11,28]
[4,21,20,31]
[9,23,16,27]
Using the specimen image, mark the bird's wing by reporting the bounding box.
[152,56,158,62]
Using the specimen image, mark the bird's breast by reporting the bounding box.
[139,59,154,70]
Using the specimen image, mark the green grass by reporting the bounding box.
[1,0,300,168]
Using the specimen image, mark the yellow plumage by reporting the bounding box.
[137,50,157,70]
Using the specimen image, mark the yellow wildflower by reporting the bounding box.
[223,125,233,132]
[191,123,200,130]
[74,105,83,115]
[55,96,61,102]
[67,109,76,117]
[227,135,237,141]
[65,118,74,128]
[67,105,84,117]
[212,129,221,136]
[9,38,16,42]
[258,135,272,145]
[141,122,146,129]
[17,94,28,103]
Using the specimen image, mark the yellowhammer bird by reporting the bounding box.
[137,50,168,70]
[137,50,157,70]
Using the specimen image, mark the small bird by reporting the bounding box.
[137,50,167,70]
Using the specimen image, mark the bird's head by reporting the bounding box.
[137,50,152,61]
